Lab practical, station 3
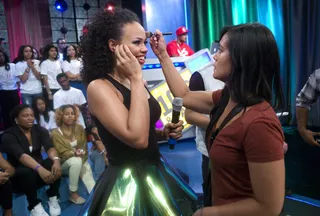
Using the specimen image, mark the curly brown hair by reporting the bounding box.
[55,105,80,127]
[80,8,140,86]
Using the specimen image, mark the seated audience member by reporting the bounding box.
[1,104,62,216]
[51,105,95,205]
[15,45,42,105]
[87,125,108,180]
[40,44,62,110]
[32,96,57,133]
[54,73,87,128]
[0,152,15,216]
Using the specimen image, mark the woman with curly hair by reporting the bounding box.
[51,105,95,205]
[78,8,198,216]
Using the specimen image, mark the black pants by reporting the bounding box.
[202,154,210,194]
[0,90,20,130]
[0,180,12,210]
[43,88,59,111]
[11,158,61,211]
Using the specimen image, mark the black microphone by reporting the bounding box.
[168,97,183,150]
[145,31,172,38]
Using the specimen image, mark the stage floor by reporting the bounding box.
[1,138,320,215]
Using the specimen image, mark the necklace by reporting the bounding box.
[109,74,131,88]
[61,125,75,141]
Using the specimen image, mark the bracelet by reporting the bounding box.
[34,164,41,172]
[100,150,106,155]
[53,156,60,161]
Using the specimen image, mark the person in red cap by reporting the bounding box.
[166,26,194,57]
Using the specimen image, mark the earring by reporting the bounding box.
[15,120,19,125]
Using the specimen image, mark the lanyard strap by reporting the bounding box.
[208,104,244,150]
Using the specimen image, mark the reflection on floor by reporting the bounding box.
[1,139,320,215]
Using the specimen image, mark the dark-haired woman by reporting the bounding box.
[150,24,285,216]
[15,45,42,105]
[40,44,62,110]
[0,50,20,130]
[32,96,57,133]
[79,8,198,216]
[62,44,85,96]
[62,45,82,81]
[1,104,62,216]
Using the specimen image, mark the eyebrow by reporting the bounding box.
[134,37,146,41]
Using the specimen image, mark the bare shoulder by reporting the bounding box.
[87,79,121,98]
[87,78,124,116]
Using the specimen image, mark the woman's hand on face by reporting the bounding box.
[114,44,142,81]
[149,30,167,57]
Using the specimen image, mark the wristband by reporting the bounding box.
[100,150,106,155]
[34,164,41,172]
[53,157,60,161]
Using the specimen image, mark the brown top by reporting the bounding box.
[210,90,284,205]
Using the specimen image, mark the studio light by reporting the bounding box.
[55,0,68,12]
[104,1,115,12]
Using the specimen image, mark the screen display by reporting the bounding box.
[185,52,212,72]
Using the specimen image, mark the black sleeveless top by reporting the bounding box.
[94,75,162,165]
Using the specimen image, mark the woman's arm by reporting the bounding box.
[0,153,15,177]
[51,130,75,160]
[65,71,80,79]
[88,44,150,149]
[28,60,41,80]
[19,68,30,83]
[198,160,284,216]
[185,109,210,129]
[150,32,214,114]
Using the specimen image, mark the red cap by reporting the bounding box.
[176,26,189,36]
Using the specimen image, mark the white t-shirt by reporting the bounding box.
[0,63,19,90]
[62,59,82,75]
[40,59,62,90]
[35,111,57,132]
[53,87,87,128]
[58,53,64,63]
[16,60,42,94]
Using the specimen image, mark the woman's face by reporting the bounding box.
[36,99,46,113]
[67,46,75,58]
[16,108,34,129]
[119,22,148,68]
[62,107,75,125]
[24,47,33,60]
[49,47,57,59]
[213,34,232,82]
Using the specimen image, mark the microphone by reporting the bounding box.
[168,97,183,150]
[145,31,172,38]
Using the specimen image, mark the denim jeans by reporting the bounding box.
[21,93,43,105]
[89,150,106,180]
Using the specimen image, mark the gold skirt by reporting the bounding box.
[79,157,199,216]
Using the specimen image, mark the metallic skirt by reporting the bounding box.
[78,157,199,216]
